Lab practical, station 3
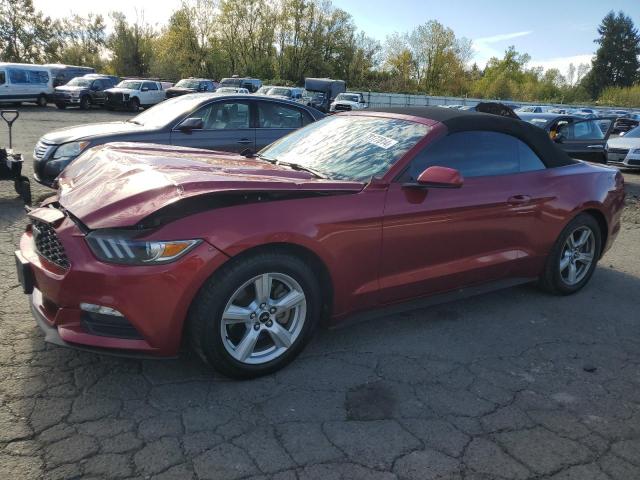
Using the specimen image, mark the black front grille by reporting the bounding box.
[32,220,70,269]
[608,148,629,156]
[334,104,352,111]
[629,159,640,166]
[106,92,124,104]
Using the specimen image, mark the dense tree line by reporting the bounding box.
[1,0,639,106]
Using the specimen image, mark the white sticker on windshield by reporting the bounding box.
[367,133,399,150]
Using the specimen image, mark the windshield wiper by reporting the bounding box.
[275,160,327,179]
[255,153,277,163]
[255,154,327,179]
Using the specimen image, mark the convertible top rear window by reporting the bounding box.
[259,115,428,181]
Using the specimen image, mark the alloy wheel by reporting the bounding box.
[220,272,307,365]
[559,226,595,286]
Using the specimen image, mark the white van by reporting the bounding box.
[0,63,54,106]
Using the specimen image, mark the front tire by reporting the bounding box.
[188,252,322,379]
[35,94,47,107]
[129,97,140,112]
[55,103,66,110]
[79,96,90,110]
[538,213,601,295]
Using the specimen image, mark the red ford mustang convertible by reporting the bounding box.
[16,108,624,378]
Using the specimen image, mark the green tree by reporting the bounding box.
[0,0,63,62]
[58,14,107,69]
[107,12,155,77]
[583,10,640,98]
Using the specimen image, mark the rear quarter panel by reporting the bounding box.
[517,162,623,276]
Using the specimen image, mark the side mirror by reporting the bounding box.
[177,117,204,132]
[554,132,566,143]
[405,166,463,189]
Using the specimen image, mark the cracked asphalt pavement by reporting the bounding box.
[1,107,640,480]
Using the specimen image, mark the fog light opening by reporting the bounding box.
[80,303,124,317]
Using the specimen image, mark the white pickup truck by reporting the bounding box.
[104,79,167,111]
[329,92,367,112]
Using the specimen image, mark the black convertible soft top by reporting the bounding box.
[371,106,577,168]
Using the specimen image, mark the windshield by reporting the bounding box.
[259,115,428,181]
[117,81,142,90]
[336,93,361,103]
[128,95,206,128]
[176,79,200,89]
[67,78,92,87]
[267,87,292,97]
[623,126,640,138]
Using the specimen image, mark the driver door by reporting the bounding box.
[379,130,547,304]
[555,118,614,163]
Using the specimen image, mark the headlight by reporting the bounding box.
[86,231,201,265]
[53,141,90,159]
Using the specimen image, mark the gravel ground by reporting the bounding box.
[1,105,640,480]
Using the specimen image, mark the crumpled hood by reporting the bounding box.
[57,143,365,229]
[41,121,144,144]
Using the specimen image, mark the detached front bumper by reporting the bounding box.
[17,217,229,357]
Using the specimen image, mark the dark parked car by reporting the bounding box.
[219,77,262,93]
[165,78,218,98]
[53,75,119,110]
[17,107,624,378]
[518,113,614,164]
[32,93,324,186]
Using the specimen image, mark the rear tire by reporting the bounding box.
[35,94,47,107]
[538,213,602,295]
[188,251,322,379]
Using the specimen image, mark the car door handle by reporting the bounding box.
[237,139,252,144]
[587,145,603,149]
[508,195,532,205]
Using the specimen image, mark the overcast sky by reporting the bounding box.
[34,0,640,75]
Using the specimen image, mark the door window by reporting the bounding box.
[257,102,310,128]
[400,130,545,181]
[143,82,158,91]
[558,120,604,140]
[193,102,250,130]
[8,69,28,84]
[0,71,5,85]
[27,70,48,84]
